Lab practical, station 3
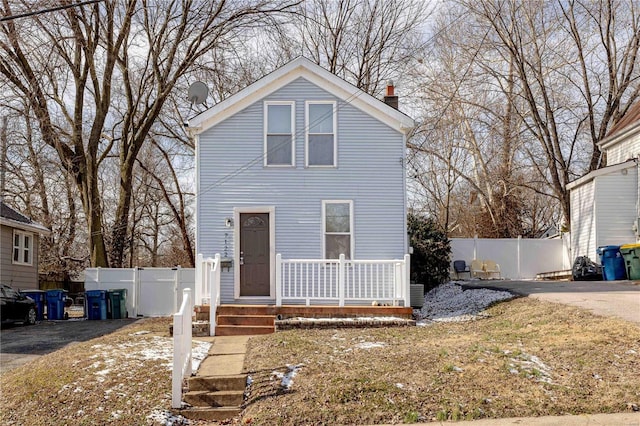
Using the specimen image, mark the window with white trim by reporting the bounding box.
[264,101,295,166]
[306,101,336,167]
[322,200,353,259]
[12,230,33,265]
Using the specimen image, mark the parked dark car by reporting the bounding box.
[0,284,37,325]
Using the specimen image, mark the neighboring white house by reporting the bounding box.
[187,57,414,306]
[0,201,50,290]
[567,103,640,260]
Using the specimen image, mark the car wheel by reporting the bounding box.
[25,307,37,325]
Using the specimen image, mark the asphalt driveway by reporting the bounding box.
[463,279,640,324]
[0,318,139,374]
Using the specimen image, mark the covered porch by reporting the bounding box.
[194,253,413,336]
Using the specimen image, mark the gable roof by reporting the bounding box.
[187,57,415,135]
[598,101,640,151]
[0,201,50,234]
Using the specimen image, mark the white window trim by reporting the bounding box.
[321,200,354,259]
[233,206,276,300]
[264,101,296,167]
[12,230,33,266]
[305,100,337,168]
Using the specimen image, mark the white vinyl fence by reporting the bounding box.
[450,236,571,280]
[84,267,195,317]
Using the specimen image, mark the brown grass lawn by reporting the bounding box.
[0,318,183,426]
[1,297,639,425]
[242,298,640,425]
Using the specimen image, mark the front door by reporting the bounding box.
[239,213,270,296]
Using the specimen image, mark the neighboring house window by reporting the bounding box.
[13,230,33,265]
[323,200,353,259]
[264,101,295,166]
[306,101,337,167]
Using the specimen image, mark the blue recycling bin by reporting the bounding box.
[596,245,627,281]
[22,290,45,321]
[85,290,107,320]
[46,289,68,320]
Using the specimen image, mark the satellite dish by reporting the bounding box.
[188,81,209,105]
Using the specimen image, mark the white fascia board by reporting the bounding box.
[598,121,640,151]
[188,57,415,136]
[566,159,637,190]
[0,218,51,235]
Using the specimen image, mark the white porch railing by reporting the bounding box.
[276,253,410,307]
[171,288,193,409]
[195,253,221,336]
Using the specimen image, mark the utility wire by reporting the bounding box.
[0,0,104,22]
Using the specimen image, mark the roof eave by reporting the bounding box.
[598,121,640,151]
[566,159,637,190]
[0,217,51,235]
[188,57,415,136]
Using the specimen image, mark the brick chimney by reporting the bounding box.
[383,80,399,110]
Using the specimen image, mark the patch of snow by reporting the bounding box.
[626,349,638,355]
[130,330,150,336]
[288,316,407,322]
[355,341,386,350]
[395,383,404,389]
[452,366,463,372]
[147,409,190,426]
[416,282,513,324]
[509,352,553,384]
[111,410,123,419]
[247,375,253,386]
[272,364,303,390]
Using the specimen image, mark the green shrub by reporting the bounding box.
[408,213,451,290]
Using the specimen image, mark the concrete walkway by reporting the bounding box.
[194,335,251,377]
[463,279,640,324]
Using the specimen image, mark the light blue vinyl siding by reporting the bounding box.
[197,77,406,303]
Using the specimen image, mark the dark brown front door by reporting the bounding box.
[239,213,270,296]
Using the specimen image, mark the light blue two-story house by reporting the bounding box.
[188,57,414,313]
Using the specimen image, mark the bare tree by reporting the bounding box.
[409,0,640,236]
[0,0,298,267]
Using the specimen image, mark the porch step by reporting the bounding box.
[215,325,275,336]
[179,407,242,422]
[188,374,247,392]
[217,314,275,327]
[184,390,244,407]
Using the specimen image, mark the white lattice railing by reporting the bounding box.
[276,254,410,307]
[171,288,193,409]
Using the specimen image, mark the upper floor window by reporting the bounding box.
[264,101,295,166]
[306,101,336,167]
[13,230,33,266]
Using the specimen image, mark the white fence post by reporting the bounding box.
[174,266,181,314]
[171,288,192,409]
[195,254,203,306]
[403,254,411,308]
[338,254,345,307]
[276,254,282,307]
[210,254,221,336]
